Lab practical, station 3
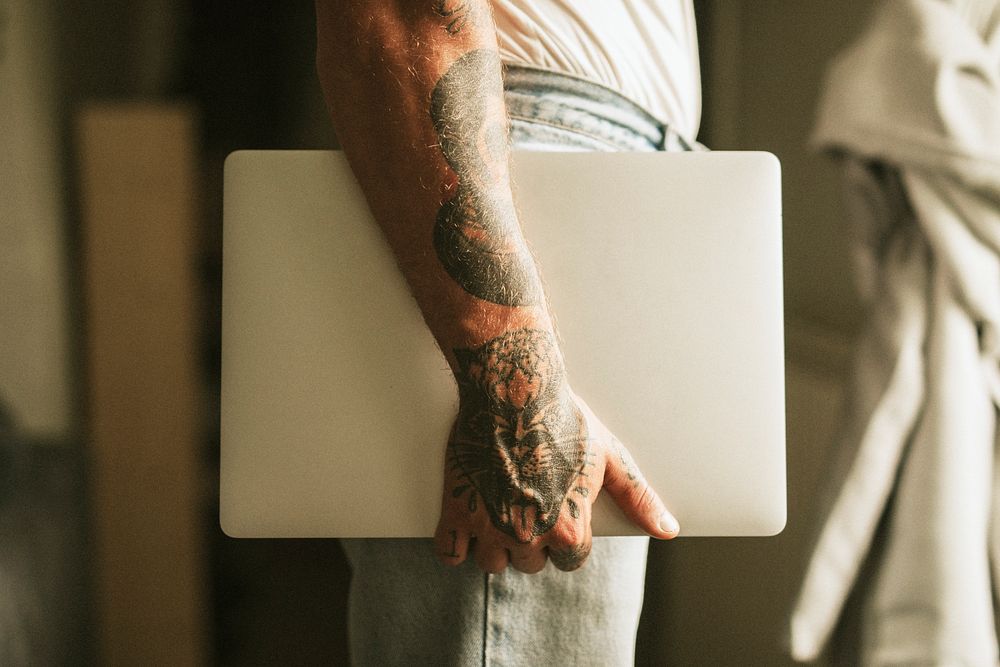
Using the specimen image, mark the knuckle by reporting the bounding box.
[633,481,656,511]
[549,542,591,572]
[436,527,466,564]
[550,521,582,548]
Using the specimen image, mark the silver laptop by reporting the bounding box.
[221,150,785,538]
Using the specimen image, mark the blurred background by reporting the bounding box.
[1,1,876,664]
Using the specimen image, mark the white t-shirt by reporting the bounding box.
[492,0,701,140]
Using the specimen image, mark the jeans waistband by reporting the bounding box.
[502,63,695,152]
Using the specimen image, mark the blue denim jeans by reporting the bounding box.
[341,65,693,667]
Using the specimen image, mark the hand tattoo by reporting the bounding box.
[430,49,541,307]
[447,329,592,543]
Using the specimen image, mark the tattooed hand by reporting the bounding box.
[434,328,680,574]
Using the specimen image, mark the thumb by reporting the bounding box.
[602,440,679,539]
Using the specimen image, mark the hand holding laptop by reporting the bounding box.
[223,57,783,552]
[310,5,684,574]
[434,329,679,574]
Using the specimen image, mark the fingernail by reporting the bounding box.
[658,512,679,536]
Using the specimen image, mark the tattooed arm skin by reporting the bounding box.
[315,0,679,574]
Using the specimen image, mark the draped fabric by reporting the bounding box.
[790,1,1000,664]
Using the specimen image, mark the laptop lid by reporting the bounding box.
[220,150,785,538]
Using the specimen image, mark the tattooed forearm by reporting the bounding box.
[447,329,592,542]
[430,49,541,307]
[433,0,483,34]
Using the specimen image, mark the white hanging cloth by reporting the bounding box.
[790,0,1000,664]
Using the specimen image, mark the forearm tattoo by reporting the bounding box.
[430,49,541,307]
[448,329,593,542]
[433,0,483,34]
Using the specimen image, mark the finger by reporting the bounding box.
[548,536,592,572]
[602,440,679,539]
[545,509,592,572]
[509,545,547,574]
[434,524,471,566]
[473,541,510,574]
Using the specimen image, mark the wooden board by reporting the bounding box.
[77,103,207,666]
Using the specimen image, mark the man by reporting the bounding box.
[314,1,700,663]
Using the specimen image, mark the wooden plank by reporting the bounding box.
[77,103,207,666]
